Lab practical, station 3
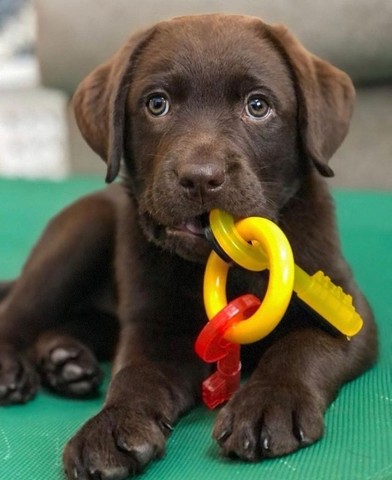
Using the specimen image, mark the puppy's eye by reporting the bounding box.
[245,96,271,119]
[146,94,170,116]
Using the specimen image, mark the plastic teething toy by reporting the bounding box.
[195,209,364,409]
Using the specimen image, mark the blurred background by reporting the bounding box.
[0,0,391,188]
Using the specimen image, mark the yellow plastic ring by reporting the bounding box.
[208,210,269,271]
[204,211,295,344]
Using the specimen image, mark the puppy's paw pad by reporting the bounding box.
[0,347,39,405]
[38,343,102,398]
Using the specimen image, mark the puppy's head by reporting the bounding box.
[73,14,354,262]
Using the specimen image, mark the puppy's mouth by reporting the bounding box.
[140,212,212,262]
[167,214,209,238]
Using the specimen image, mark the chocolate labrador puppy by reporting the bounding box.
[0,14,377,479]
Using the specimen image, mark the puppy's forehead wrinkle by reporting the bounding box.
[133,21,295,105]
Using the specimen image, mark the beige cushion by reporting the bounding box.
[36,0,392,94]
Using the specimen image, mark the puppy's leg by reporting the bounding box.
[0,281,14,301]
[213,289,377,461]
[0,190,117,405]
[63,320,207,478]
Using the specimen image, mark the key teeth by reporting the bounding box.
[202,373,229,409]
[314,271,354,307]
[202,370,241,409]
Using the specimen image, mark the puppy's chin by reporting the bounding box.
[139,214,212,263]
[166,228,212,262]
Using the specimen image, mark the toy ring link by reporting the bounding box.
[204,210,295,344]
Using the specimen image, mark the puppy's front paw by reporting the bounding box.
[213,381,324,461]
[63,406,172,479]
[0,346,39,405]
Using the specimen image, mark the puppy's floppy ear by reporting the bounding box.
[73,27,156,183]
[266,24,355,177]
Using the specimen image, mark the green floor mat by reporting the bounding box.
[0,178,391,480]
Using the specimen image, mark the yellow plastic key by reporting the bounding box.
[293,267,363,337]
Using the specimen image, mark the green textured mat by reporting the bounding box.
[0,178,391,480]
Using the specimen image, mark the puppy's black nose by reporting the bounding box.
[178,163,225,198]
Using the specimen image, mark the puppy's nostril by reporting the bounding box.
[208,176,225,188]
[179,177,196,190]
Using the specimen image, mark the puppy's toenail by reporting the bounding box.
[216,429,231,444]
[261,435,271,452]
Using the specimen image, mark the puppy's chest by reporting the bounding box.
[171,265,268,318]
[172,265,268,311]
[226,268,269,303]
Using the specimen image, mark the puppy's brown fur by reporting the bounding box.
[0,14,377,479]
